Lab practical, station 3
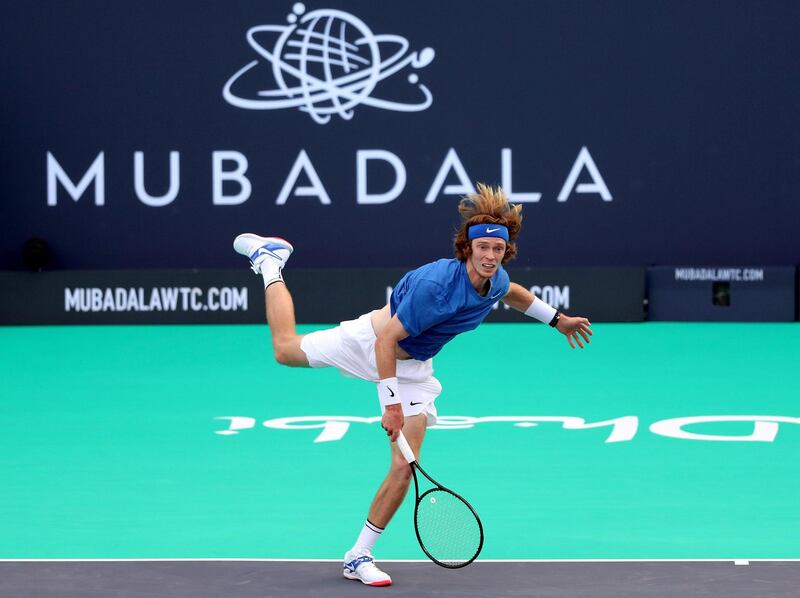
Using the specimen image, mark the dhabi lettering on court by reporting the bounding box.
[214,415,800,443]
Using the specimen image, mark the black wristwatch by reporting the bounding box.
[548,311,561,328]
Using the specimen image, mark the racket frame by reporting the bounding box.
[396,432,484,569]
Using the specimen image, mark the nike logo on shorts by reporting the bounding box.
[410,401,423,406]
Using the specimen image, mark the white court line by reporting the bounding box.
[0,558,798,563]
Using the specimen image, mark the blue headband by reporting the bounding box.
[468,223,509,242]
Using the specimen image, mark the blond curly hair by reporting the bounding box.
[453,183,523,265]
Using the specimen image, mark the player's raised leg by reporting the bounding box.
[343,414,427,587]
[233,233,309,367]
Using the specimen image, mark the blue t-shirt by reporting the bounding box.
[390,259,510,361]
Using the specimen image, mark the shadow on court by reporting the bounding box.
[1,561,798,597]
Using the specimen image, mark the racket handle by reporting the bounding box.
[395,431,417,464]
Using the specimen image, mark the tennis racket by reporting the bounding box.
[395,431,484,568]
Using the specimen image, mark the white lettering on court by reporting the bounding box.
[262,415,382,442]
[215,414,800,444]
[215,417,257,436]
[649,415,800,442]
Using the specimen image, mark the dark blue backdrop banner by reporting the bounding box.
[1,0,799,270]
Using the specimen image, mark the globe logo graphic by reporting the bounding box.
[275,11,381,121]
[223,3,435,124]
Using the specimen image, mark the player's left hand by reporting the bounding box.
[556,315,592,349]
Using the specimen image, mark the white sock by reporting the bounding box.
[260,262,283,288]
[352,519,384,552]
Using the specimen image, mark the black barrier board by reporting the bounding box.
[647,266,796,322]
[488,267,644,323]
[288,266,644,324]
[0,267,643,325]
[0,270,262,325]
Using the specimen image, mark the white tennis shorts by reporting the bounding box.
[300,313,440,426]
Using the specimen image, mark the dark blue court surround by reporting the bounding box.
[2,1,799,270]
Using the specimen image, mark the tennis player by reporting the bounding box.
[234,184,592,587]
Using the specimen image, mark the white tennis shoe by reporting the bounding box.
[343,548,392,587]
[233,234,293,287]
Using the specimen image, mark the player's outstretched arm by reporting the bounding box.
[555,314,592,349]
[503,282,592,349]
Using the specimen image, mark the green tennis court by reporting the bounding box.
[1,323,798,561]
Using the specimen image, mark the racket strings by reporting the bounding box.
[415,488,482,567]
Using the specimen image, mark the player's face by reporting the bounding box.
[469,237,506,278]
